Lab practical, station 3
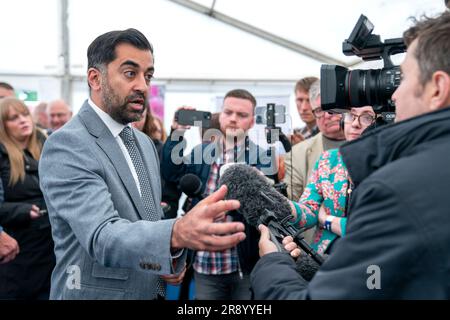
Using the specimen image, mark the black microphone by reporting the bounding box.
[219,164,324,266]
[179,173,204,199]
[294,252,328,281]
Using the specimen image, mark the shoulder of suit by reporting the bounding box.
[134,129,157,150]
[291,132,322,153]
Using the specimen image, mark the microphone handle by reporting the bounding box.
[269,229,286,253]
[269,218,325,265]
[296,238,325,265]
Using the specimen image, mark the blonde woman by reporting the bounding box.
[0,97,55,299]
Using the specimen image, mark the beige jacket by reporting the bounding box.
[283,132,325,201]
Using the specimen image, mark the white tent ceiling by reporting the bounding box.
[1,0,445,81]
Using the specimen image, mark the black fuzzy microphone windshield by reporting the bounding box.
[219,164,324,265]
[219,164,293,225]
[295,252,328,282]
[180,174,204,199]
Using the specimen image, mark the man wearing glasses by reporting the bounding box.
[283,79,346,243]
[284,79,346,203]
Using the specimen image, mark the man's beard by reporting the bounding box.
[101,79,146,125]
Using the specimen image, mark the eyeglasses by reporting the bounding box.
[312,107,336,118]
[343,112,376,127]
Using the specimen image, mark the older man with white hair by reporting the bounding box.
[48,99,72,132]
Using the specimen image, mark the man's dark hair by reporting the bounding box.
[87,28,153,70]
[403,11,450,86]
[224,89,257,109]
[294,76,318,94]
[0,82,14,91]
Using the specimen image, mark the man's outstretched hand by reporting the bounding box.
[171,185,246,251]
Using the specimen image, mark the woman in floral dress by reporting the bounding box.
[291,106,376,254]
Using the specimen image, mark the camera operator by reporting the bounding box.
[251,11,450,299]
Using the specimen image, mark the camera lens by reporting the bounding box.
[321,64,402,113]
[346,66,401,109]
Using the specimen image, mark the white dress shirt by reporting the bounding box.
[88,99,142,196]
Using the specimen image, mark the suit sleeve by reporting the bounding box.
[251,179,424,299]
[0,165,32,227]
[0,201,33,228]
[40,131,184,275]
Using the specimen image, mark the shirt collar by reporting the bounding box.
[88,98,129,138]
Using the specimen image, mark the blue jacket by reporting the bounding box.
[161,135,277,193]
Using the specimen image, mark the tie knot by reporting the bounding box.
[119,126,134,142]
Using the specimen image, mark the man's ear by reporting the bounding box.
[429,71,450,112]
[87,67,102,92]
[249,113,255,129]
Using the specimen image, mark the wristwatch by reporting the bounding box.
[323,215,335,231]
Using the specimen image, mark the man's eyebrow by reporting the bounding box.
[120,60,155,73]
[120,60,140,68]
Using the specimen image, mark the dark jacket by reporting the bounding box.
[251,107,450,299]
[0,132,55,299]
[151,138,181,220]
[0,134,48,229]
[162,134,276,274]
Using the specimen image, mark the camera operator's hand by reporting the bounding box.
[171,106,195,131]
[282,235,301,259]
[258,224,301,258]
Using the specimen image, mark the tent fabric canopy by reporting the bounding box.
[0,0,445,130]
[1,0,444,80]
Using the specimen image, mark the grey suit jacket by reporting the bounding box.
[39,101,185,300]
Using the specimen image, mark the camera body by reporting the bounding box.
[255,103,286,126]
[255,103,288,145]
[321,14,406,119]
[175,109,212,127]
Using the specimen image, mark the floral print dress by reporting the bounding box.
[292,148,349,254]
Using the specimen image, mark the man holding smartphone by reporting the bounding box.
[162,89,276,300]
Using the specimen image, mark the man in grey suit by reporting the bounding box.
[39,29,245,300]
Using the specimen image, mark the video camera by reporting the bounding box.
[321,14,406,122]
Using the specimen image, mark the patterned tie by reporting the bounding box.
[119,126,166,297]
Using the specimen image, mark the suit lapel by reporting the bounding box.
[77,101,148,220]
